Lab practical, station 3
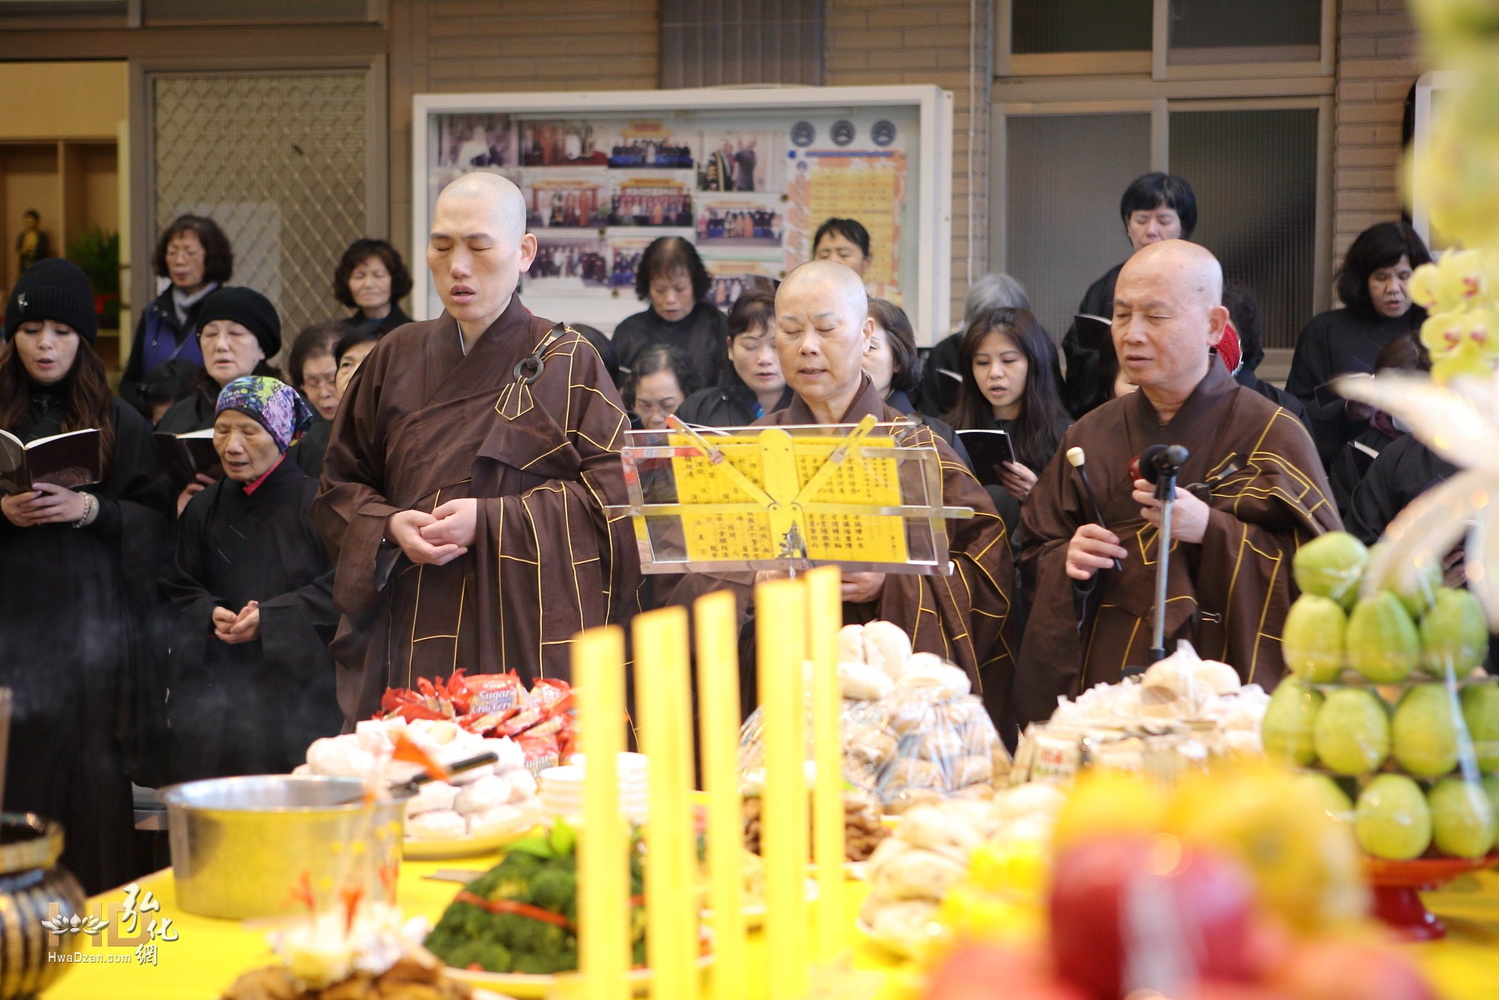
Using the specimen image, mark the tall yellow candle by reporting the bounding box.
[574,626,629,1000]
[757,576,810,998]
[806,565,846,964]
[635,606,699,1000]
[693,590,747,996]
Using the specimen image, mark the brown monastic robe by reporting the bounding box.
[1014,363,1341,725]
[756,375,1017,706]
[313,295,640,725]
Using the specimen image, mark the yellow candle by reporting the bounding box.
[574,626,629,1000]
[806,565,846,964]
[693,590,747,996]
[635,606,699,1000]
[757,576,810,998]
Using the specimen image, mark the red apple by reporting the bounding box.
[1048,836,1259,999]
[924,944,1091,1000]
[1268,939,1437,1000]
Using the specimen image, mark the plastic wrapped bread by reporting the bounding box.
[738,623,1011,813]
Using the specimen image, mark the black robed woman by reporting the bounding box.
[0,259,172,894]
[162,376,341,782]
[1286,221,1432,468]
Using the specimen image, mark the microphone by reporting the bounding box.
[1138,444,1189,483]
[1066,447,1120,573]
[1138,444,1189,501]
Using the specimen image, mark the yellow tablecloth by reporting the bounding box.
[41,858,1499,999]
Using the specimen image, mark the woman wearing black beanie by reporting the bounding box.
[155,286,284,512]
[0,258,174,894]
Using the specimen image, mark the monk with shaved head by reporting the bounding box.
[314,172,638,725]
[739,261,1017,729]
[1015,240,1340,724]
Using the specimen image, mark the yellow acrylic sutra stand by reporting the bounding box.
[618,416,973,577]
[573,567,848,999]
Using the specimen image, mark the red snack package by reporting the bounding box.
[516,732,560,775]
[463,672,532,717]
[531,678,575,716]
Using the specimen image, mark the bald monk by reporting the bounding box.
[753,262,1016,720]
[314,173,639,725]
[1015,240,1340,725]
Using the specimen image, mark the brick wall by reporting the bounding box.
[387,0,661,263]
[824,0,990,327]
[1333,0,1421,267]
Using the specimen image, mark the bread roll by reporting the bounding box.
[454,774,513,815]
[306,737,375,778]
[862,621,912,680]
[467,804,534,837]
[847,726,898,770]
[920,728,964,764]
[862,898,940,956]
[897,655,970,699]
[839,661,894,701]
[952,754,994,787]
[838,624,867,665]
[884,787,944,814]
[406,780,459,818]
[504,766,538,802]
[405,810,466,840]
[1194,659,1242,695]
[871,847,968,901]
[898,804,986,855]
[888,757,942,789]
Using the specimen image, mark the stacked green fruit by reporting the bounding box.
[1265,530,1499,862]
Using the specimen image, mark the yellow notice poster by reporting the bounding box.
[669,429,909,565]
[789,152,905,302]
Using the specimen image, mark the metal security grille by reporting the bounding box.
[151,72,369,344]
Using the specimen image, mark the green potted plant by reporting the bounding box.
[66,227,120,329]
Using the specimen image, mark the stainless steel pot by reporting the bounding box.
[159,775,409,920]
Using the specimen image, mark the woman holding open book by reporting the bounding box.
[0,259,173,894]
[156,286,284,513]
[945,306,1073,533]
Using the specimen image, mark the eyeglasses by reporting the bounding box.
[166,247,205,262]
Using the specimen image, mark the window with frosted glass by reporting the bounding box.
[1168,0,1321,64]
[1011,0,1151,53]
[1168,108,1318,350]
[1004,114,1152,342]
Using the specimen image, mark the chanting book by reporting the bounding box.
[955,428,1017,487]
[154,429,224,488]
[0,427,102,496]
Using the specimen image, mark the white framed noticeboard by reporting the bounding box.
[1410,69,1462,254]
[411,86,954,343]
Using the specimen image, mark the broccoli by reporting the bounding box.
[425,822,654,977]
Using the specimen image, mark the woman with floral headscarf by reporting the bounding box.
[161,376,342,781]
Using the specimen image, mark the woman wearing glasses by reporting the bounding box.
[155,287,284,513]
[120,215,234,418]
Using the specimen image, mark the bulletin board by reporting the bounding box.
[411,86,954,344]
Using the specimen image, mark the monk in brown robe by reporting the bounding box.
[1015,240,1340,725]
[314,172,638,726]
[753,262,1016,715]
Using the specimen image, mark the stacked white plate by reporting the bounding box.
[539,752,650,825]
